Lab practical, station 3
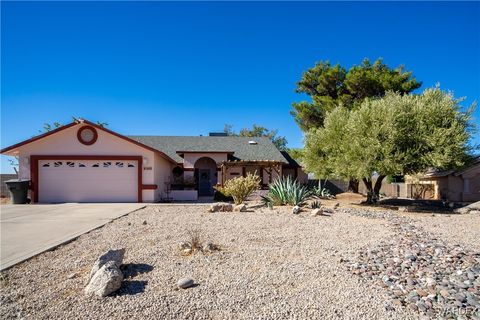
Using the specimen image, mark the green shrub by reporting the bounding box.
[262,176,312,207]
[215,173,260,205]
[312,186,335,199]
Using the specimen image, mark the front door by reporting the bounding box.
[198,169,212,196]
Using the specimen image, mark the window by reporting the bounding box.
[54,162,62,167]
[92,163,99,168]
[77,126,98,145]
[42,163,50,167]
[66,161,74,167]
[115,162,124,168]
[103,162,112,168]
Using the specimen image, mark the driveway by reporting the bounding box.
[0,203,144,270]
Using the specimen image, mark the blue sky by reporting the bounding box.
[1,1,479,173]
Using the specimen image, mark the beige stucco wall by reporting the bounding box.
[182,153,228,168]
[15,124,170,202]
[154,154,175,201]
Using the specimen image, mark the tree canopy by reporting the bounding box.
[303,88,475,203]
[291,58,422,131]
[224,124,288,151]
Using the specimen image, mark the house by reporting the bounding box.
[410,157,480,202]
[1,119,306,203]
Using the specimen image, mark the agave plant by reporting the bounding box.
[262,176,313,207]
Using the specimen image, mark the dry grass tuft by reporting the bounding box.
[179,228,221,255]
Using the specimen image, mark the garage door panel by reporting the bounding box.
[38,160,138,203]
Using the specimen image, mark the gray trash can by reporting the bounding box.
[5,179,30,204]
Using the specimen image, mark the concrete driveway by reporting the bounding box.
[0,203,145,270]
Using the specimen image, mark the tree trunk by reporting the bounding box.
[362,178,373,203]
[363,175,386,204]
[347,178,359,193]
[373,175,386,200]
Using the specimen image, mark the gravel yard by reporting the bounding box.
[1,204,478,319]
[407,213,480,252]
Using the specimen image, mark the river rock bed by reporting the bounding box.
[342,208,480,319]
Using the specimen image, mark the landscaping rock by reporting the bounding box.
[202,242,218,253]
[342,207,480,318]
[85,261,124,297]
[178,241,191,250]
[233,204,247,212]
[455,201,480,214]
[177,278,194,289]
[322,207,334,214]
[88,248,125,281]
[208,203,233,212]
[292,206,301,214]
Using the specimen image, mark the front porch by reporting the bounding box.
[162,158,285,202]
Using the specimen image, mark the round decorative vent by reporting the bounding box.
[77,126,98,145]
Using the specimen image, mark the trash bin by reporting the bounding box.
[5,179,30,204]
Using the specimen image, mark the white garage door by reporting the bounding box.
[38,160,138,203]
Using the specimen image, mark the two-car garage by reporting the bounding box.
[0,120,176,203]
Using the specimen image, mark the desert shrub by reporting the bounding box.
[262,176,313,207]
[215,173,261,205]
[179,228,221,255]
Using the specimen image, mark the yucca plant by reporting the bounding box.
[262,176,312,207]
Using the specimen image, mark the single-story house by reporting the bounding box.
[1,119,306,203]
[411,157,480,202]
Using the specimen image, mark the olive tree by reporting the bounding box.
[303,88,475,203]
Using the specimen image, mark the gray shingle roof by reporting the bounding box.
[127,136,288,164]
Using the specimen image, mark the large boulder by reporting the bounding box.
[88,248,125,282]
[85,261,124,297]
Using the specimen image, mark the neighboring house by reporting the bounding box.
[411,157,480,202]
[1,119,305,203]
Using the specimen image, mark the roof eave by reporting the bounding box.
[1,119,178,164]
